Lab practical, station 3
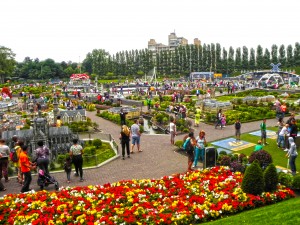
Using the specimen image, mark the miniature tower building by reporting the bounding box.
[53,96,59,125]
[30,110,51,159]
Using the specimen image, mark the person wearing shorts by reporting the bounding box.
[131,119,142,153]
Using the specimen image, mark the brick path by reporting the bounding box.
[0,107,285,196]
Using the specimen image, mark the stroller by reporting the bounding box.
[37,169,59,191]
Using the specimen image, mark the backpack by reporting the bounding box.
[10,147,18,163]
[235,122,241,129]
[183,138,194,153]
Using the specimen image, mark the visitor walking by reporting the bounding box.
[19,145,36,193]
[63,156,72,183]
[215,109,223,129]
[234,119,241,141]
[0,139,10,182]
[260,118,268,145]
[131,119,142,153]
[286,137,298,175]
[69,138,84,182]
[35,140,50,175]
[120,125,131,159]
[169,117,176,145]
[194,130,206,168]
[194,106,201,127]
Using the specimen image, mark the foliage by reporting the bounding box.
[65,121,91,133]
[248,150,273,169]
[263,163,279,192]
[175,140,184,148]
[99,111,144,133]
[292,174,300,190]
[92,139,103,148]
[230,161,245,173]
[278,172,294,187]
[242,160,264,195]
[218,155,231,166]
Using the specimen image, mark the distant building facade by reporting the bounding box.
[148,32,201,53]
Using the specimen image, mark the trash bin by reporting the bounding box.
[294,136,300,149]
[204,147,218,168]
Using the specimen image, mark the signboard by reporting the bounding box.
[214,73,222,78]
[211,138,255,151]
[190,72,214,81]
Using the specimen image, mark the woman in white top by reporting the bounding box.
[169,117,176,145]
[194,130,206,168]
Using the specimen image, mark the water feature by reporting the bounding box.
[142,118,165,135]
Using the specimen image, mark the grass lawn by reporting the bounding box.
[201,197,300,225]
[210,126,300,172]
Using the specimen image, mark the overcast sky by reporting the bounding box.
[1,0,299,63]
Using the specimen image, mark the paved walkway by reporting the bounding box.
[0,108,284,196]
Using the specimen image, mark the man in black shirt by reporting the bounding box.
[120,108,127,126]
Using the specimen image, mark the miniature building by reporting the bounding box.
[60,109,87,123]
[2,111,78,159]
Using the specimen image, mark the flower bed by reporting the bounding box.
[0,167,294,224]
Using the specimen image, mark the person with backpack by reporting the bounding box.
[234,119,242,142]
[183,132,196,171]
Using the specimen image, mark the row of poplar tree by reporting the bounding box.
[7,42,300,80]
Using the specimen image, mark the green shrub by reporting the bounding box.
[57,154,67,168]
[278,172,294,187]
[175,140,184,148]
[93,139,103,148]
[242,160,264,195]
[292,174,300,190]
[219,151,227,156]
[84,146,97,155]
[263,163,279,192]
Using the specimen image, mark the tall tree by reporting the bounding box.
[242,46,249,71]
[0,46,16,82]
[278,44,286,68]
[210,43,216,72]
[263,48,271,69]
[227,47,235,75]
[256,45,264,70]
[215,43,222,73]
[221,47,228,75]
[235,47,242,72]
[271,44,278,64]
[249,48,256,71]
[286,45,294,68]
[294,42,300,67]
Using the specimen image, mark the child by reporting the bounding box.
[19,145,36,193]
[64,156,72,183]
[221,114,226,128]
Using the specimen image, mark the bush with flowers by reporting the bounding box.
[0,166,295,225]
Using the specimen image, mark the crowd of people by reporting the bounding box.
[0,136,85,193]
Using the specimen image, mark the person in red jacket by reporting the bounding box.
[19,145,36,193]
